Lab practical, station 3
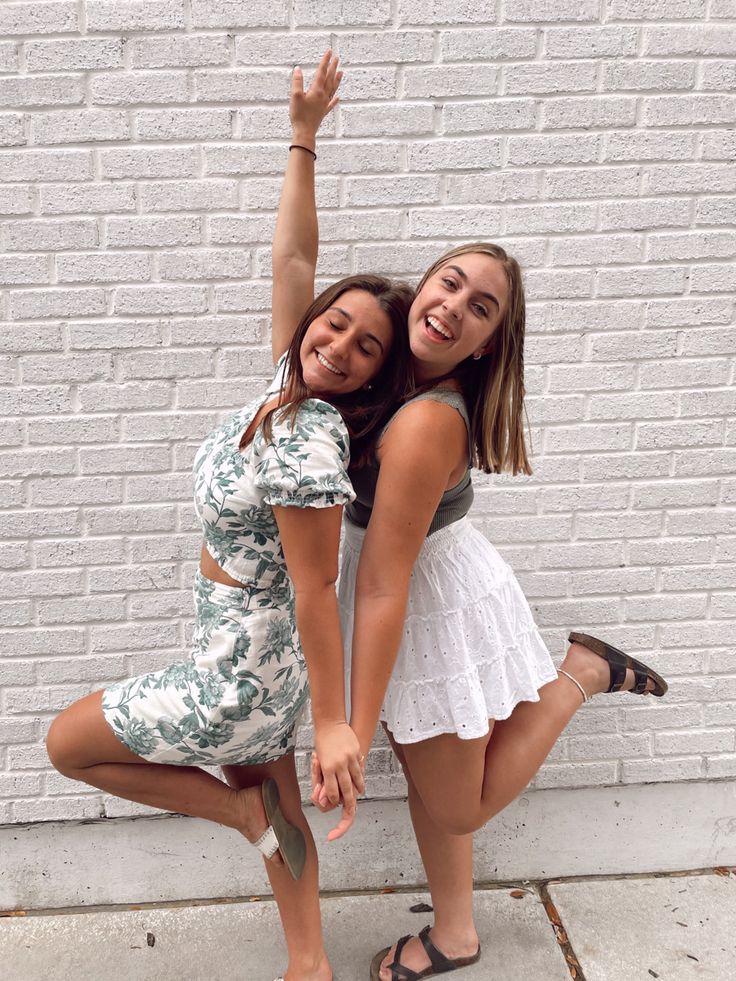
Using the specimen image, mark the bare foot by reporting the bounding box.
[230,784,285,867]
[377,927,479,981]
[561,641,658,700]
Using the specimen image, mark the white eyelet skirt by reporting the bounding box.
[338,517,558,745]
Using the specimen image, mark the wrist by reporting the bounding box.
[290,129,317,151]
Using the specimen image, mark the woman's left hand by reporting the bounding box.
[290,50,343,143]
[311,722,365,840]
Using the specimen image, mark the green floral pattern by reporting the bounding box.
[101,370,355,766]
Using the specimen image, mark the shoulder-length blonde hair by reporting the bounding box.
[413,243,531,476]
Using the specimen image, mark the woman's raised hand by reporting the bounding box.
[311,721,365,840]
[290,50,343,145]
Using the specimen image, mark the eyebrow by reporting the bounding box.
[331,305,386,353]
[445,265,500,312]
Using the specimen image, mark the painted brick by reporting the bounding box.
[11,289,106,321]
[0,149,92,182]
[3,218,98,252]
[603,61,695,91]
[545,26,639,58]
[0,3,79,36]
[0,42,19,71]
[107,216,202,248]
[40,183,136,216]
[86,1,185,32]
[32,110,130,146]
[608,0,706,16]
[234,33,329,66]
[91,72,189,107]
[341,104,434,138]
[643,25,736,56]
[100,147,199,179]
[26,39,124,72]
[338,67,398,102]
[644,164,736,196]
[408,137,503,171]
[194,1,287,27]
[403,65,500,99]
[57,253,151,285]
[446,171,539,204]
[78,381,171,412]
[397,0,500,24]
[133,34,231,69]
[140,180,239,214]
[194,69,288,103]
[642,95,736,128]
[0,113,26,147]
[0,185,34,215]
[505,62,597,95]
[0,255,50,287]
[341,31,434,63]
[542,96,637,130]
[136,109,232,142]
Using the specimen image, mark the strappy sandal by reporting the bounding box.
[560,631,668,702]
[369,925,481,980]
[254,778,306,881]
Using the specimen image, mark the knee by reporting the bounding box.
[45,713,78,778]
[425,799,483,837]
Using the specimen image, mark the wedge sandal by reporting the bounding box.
[565,631,668,700]
[254,778,306,881]
[370,925,481,981]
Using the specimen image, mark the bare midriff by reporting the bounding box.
[199,544,247,589]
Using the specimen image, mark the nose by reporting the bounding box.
[328,332,351,360]
[442,295,462,320]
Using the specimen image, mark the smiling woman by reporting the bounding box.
[43,52,413,981]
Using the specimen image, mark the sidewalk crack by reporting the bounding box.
[539,883,586,981]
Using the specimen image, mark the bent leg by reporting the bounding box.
[223,755,331,981]
[46,691,282,849]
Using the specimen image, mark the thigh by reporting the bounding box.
[399,725,495,812]
[47,690,151,769]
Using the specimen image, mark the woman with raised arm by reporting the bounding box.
[46,54,411,981]
[301,110,668,981]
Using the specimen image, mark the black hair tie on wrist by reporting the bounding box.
[289,143,317,160]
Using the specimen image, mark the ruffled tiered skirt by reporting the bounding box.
[339,517,558,745]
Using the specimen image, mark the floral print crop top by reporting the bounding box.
[193,358,355,587]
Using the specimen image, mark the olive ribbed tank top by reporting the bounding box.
[346,388,473,536]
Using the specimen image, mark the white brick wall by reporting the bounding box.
[1,1,735,825]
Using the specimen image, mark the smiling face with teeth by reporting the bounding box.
[299,288,394,396]
[408,252,509,383]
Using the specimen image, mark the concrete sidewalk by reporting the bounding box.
[2,871,734,980]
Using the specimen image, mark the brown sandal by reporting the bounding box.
[369,925,481,980]
[565,631,668,700]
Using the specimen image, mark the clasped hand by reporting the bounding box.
[310,721,366,841]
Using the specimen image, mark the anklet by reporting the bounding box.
[559,669,589,703]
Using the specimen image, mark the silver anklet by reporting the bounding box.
[559,669,589,703]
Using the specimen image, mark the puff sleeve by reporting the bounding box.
[252,399,356,509]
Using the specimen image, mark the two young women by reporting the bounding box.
[47,53,667,981]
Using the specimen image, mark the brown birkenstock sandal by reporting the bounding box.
[254,778,306,881]
[369,925,481,980]
[566,631,668,700]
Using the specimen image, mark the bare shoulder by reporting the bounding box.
[379,397,467,464]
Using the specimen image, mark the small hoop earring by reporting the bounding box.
[473,352,482,361]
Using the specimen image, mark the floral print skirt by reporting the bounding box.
[102,572,308,765]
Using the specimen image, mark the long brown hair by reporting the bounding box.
[413,243,531,476]
[263,275,413,463]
